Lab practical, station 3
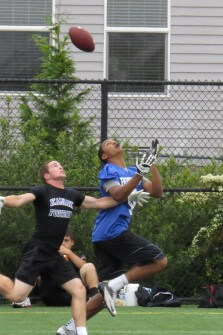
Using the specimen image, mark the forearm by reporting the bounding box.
[144,165,163,197]
[4,195,24,207]
[66,251,86,269]
[110,173,143,202]
[94,196,118,209]
[4,193,35,207]
[81,195,118,209]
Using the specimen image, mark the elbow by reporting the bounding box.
[151,187,163,198]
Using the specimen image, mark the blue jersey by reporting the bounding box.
[92,163,143,242]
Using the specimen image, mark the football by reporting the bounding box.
[69,26,95,52]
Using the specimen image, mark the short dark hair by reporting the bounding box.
[39,160,53,184]
[98,142,107,164]
[65,230,74,241]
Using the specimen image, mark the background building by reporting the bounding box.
[0,0,222,159]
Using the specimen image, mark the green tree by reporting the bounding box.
[19,21,92,156]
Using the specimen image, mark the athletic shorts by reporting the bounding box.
[93,230,165,282]
[15,246,80,286]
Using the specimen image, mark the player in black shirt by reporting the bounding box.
[0,160,119,335]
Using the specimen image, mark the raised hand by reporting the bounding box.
[128,190,150,207]
[136,139,159,176]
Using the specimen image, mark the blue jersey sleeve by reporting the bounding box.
[98,164,121,183]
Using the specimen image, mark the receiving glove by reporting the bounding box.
[136,139,159,176]
[0,196,5,214]
[128,190,150,207]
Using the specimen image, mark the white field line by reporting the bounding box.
[0,331,222,334]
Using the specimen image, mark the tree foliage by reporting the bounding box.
[20,23,92,154]
[131,158,223,296]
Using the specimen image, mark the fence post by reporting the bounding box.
[100,80,108,142]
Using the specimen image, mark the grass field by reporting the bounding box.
[1,304,223,335]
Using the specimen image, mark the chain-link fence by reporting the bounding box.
[0,79,222,164]
[0,79,222,303]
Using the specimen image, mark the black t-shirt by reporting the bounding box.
[27,184,85,250]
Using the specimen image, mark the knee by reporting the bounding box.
[70,280,86,299]
[80,263,96,276]
[8,292,27,303]
[157,256,168,270]
[2,286,27,303]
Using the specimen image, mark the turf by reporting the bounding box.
[0,304,223,334]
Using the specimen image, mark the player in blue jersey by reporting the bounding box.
[56,139,167,335]
[94,139,167,316]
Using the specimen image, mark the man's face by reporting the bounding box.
[101,139,123,161]
[45,161,66,182]
[62,235,74,250]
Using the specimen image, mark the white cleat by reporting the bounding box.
[12,297,31,308]
[98,281,117,316]
[56,325,76,335]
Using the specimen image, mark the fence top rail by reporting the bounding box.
[0,78,223,86]
[0,186,219,193]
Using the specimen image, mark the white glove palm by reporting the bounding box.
[0,196,5,214]
[136,139,159,176]
[128,190,150,207]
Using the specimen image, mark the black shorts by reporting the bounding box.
[15,246,80,286]
[93,230,165,282]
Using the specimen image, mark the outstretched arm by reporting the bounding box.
[3,193,36,208]
[80,195,118,210]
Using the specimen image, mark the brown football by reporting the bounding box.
[69,26,95,52]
